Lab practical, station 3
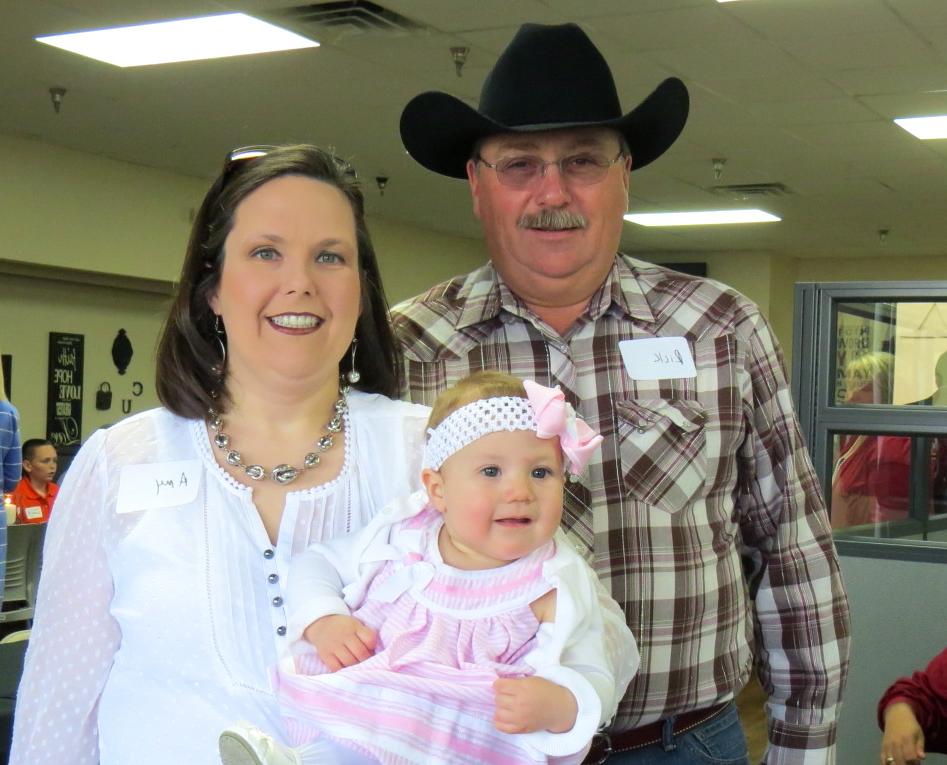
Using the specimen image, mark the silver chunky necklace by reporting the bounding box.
[207,392,347,485]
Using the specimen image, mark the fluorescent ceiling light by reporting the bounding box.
[35,13,318,68]
[894,115,947,140]
[625,210,780,226]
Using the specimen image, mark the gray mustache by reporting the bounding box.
[518,209,587,231]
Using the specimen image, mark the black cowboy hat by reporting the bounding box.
[400,23,689,179]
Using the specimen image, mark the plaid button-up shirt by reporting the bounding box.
[391,254,850,761]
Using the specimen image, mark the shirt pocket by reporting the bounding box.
[616,397,708,514]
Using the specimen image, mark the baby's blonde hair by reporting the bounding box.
[427,371,527,430]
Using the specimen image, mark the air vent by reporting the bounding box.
[708,182,792,200]
[267,1,426,36]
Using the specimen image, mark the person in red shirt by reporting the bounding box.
[11,439,58,523]
[879,647,947,765]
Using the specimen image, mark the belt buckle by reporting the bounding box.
[584,731,612,764]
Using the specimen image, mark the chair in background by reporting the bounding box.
[0,635,28,763]
[0,523,46,625]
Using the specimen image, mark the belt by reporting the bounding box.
[583,702,729,763]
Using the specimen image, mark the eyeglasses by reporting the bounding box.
[477,150,625,189]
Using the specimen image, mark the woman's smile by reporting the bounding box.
[267,312,323,332]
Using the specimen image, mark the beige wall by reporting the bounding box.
[795,255,947,284]
[369,217,486,303]
[0,134,205,281]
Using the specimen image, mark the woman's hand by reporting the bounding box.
[881,701,926,765]
[492,676,578,734]
[303,615,377,672]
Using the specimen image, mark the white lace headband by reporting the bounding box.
[421,380,603,473]
[422,396,535,471]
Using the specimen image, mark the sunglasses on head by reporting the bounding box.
[222,145,358,181]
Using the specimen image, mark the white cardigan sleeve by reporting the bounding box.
[10,430,121,765]
[286,492,427,642]
[516,539,640,758]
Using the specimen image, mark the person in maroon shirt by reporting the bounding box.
[10,438,58,523]
[879,647,947,765]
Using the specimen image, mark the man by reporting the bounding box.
[392,22,851,763]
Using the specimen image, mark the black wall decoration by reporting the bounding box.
[95,382,113,411]
[46,332,84,447]
[111,328,133,375]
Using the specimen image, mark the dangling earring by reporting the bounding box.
[212,315,227,379]
[345,339,361,385]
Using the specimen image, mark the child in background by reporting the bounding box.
[11,439,58,523]
[220,372,638,765]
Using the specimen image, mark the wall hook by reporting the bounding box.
[450,46,469,77]
[49,86,67,114]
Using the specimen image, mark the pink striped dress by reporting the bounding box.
[276,504,592,764]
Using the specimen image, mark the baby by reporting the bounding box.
[220,372,638,764]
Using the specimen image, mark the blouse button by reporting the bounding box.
[276,626,286,636]
[268,573,279,584]
[263,549,275,559]
[272,596,284,607]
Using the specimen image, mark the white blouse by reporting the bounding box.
[10,391,430,765]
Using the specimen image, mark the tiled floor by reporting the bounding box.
[736,678,768,761]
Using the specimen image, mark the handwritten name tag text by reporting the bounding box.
[117,460,201,514]
[619,337,697,380]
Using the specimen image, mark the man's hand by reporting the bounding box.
[493,676,578,734]
[303,615,377,672]
[881,702,926,765]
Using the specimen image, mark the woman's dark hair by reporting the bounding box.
[156,144,401,419]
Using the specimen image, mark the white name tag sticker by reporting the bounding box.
[619,337,697,380]
[116,460,202,514]
[23,506,44,520]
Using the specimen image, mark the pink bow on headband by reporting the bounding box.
[523,380,604,474]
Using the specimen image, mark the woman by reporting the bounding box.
[10,145,430,764]
[831,352,893,529]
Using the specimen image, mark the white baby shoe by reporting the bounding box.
[219,722,302,765]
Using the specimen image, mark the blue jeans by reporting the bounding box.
[605,703,750,765]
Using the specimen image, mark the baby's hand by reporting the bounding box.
[493,676,578,734]
[303,615,377,672]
